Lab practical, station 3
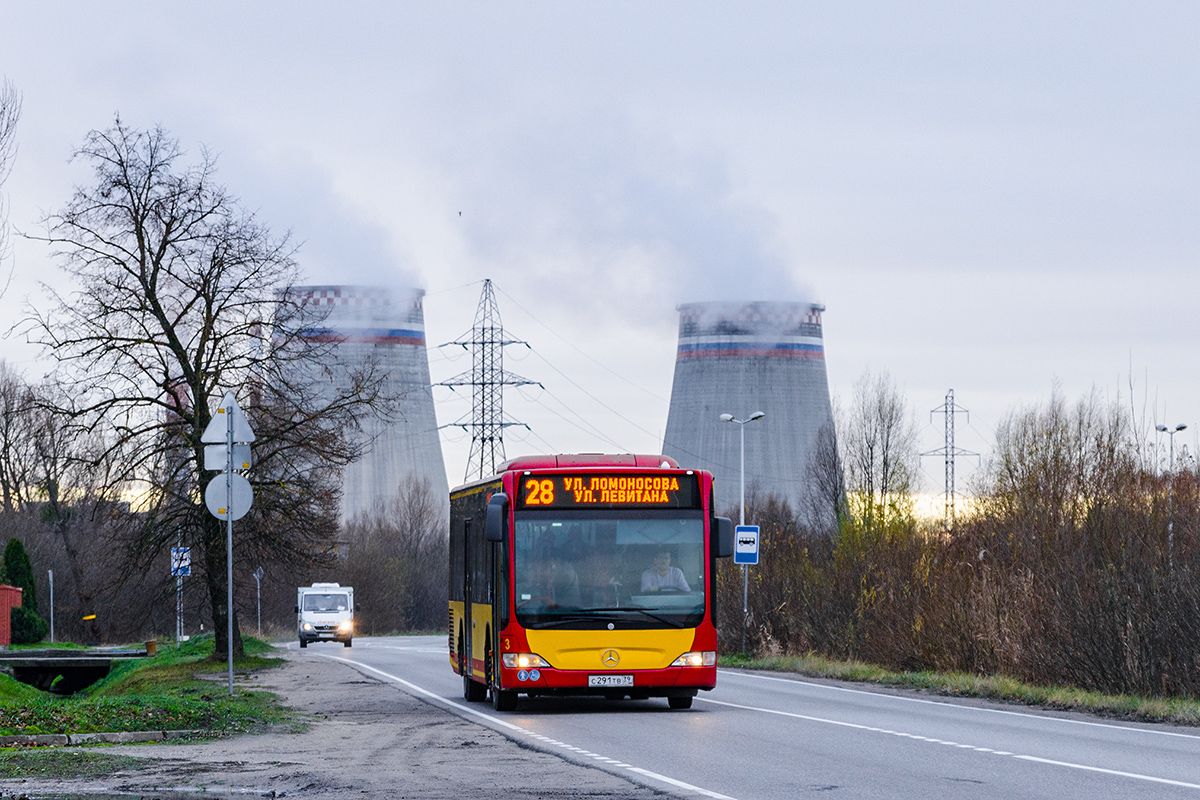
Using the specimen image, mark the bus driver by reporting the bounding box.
[641,549,691,593]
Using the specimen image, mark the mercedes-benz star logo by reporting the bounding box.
[601,649,620,667]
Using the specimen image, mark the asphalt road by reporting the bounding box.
[289,635,1200,799]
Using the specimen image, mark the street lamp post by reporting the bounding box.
[47,570,53,644]
[1157,423,1188,568]
[253,567,265,637]
[720,411,765,652]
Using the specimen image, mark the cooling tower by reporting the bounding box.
[291,286,449,524]
[661,301,834,516]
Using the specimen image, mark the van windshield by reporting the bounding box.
[513,509,706,629]
[302,593,349,612]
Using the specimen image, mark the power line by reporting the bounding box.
[517,383,633,452]
[494,284,669,402]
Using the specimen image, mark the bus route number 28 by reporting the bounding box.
[524,478,555,505]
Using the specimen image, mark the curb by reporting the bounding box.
[0,729,202,747]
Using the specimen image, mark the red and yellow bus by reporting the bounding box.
[449,454,734,711]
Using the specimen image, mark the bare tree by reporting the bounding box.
[801,418,845,534]
[0,78,22,295]
[0,362,38,512]
[27,119,390,658]
[337,478,448,633]
[841,370,920,530]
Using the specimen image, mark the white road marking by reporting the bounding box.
[699,696,1200,791]
[719,669,1200,741]
[312,652,738,800]
[360,644,446,653]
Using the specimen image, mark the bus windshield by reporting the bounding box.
[513,509,706,629]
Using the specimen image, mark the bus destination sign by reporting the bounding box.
[519,473,700,509]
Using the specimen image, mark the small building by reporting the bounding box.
[0,585,23,647]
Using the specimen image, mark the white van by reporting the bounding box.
[296,583,357,648]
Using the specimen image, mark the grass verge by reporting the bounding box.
[720,652,1200,727]
[0,634,292,738]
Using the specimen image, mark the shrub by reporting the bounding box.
[11,606,47,644]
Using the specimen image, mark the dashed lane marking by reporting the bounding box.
[719,669,1200,742]
[699,696,1200,791]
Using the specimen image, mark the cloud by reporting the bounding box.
[215,144,420,292]
[440,109,811,318]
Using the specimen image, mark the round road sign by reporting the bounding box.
[204,473,253,521]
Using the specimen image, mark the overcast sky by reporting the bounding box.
[1,2,1198,498]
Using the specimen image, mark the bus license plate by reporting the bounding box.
[589,674,633,688]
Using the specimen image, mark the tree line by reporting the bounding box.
[720,373,1200,699]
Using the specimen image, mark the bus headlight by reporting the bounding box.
[502,653,550,669]
[337,621,353,633]
[671,651,716,667]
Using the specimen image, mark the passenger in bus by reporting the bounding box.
[548,555,581,607]
[562,525,586,561]
[585,552,622,607]
[641,549,691,593]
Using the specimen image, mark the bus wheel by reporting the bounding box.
[462,648,487,702]
[668,695,693,710]
[464,674,487,702]
[492,687,518,711]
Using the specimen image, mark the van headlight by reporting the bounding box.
[302,623,314,631]
[502,653,550,669]
[337,620,353,633]
[671,651,716,667]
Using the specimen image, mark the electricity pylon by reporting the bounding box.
[437,280,539,481]
[921,389,978,525]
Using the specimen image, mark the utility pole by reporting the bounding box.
[922,389,978,525]
[438,280,540,480]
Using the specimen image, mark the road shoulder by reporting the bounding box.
[0,647,665,799]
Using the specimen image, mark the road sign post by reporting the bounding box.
[734,525,760,651]
[171,543,190,649]
[201,391,255,697]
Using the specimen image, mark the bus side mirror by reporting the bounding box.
[486,493,509,542]
[715,516,734,558]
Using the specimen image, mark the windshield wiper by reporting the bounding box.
[520,607,692,629]
[610,607,689,628]
[566,606,689,628]
[524,612,616,629]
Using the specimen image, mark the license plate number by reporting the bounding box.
[588,674,633,687]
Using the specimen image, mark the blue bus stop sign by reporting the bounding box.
[171,547,191,576]
[734,525,759,565]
